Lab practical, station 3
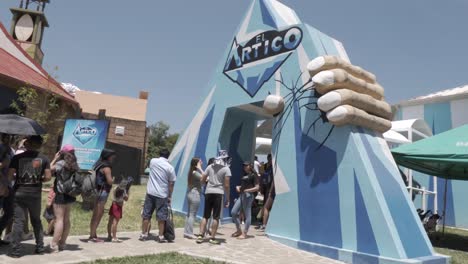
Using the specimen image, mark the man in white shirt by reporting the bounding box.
[140,149,176,243]
[254,156,261,177]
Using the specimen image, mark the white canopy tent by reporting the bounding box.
[384,119,436,213]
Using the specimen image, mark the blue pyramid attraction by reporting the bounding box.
[169,1,449,263]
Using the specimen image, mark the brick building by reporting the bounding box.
[75,90,149,182]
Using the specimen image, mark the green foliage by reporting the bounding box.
[10,86,64,143]
[146,121,179,164]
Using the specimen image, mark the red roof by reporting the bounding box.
[0,22,77,104]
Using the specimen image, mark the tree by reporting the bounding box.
[146,121,179,164]
[10,86,64,143]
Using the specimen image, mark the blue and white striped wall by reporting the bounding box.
[395,97,468,229]
[169,1,448,263]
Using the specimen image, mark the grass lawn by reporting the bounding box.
[40,184,185,236]
[432,227,468,264]
[81,252,224,264]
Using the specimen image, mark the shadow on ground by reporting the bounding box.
[430,231,468,252]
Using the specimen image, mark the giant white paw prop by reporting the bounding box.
[263,94,285,116]
[307,56,392,133]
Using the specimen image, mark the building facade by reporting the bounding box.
[393,85,468,229]
[75,90,149,183]
[0,20,79,157]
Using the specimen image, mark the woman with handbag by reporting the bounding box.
[49,145,79,253]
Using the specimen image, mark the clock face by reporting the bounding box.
[15,14,34,41]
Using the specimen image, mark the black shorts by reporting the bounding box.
[203,193,223,220]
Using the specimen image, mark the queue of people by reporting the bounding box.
[0,134,276,258]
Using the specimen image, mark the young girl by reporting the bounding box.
[107,180,129,243]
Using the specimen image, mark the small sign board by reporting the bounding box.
[61,119,109,170]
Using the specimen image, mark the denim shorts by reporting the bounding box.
[142,194,168,221]
[97,190,109,203]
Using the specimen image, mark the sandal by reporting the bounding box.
[231,231,242,237]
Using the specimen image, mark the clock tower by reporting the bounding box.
[9,0,50,65]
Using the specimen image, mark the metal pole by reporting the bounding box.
[442,178,448,235]
[408,128,413,198]
[434,176,438,213]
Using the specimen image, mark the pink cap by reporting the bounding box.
[61,144,75,153]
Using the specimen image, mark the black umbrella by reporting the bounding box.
[0,114,46,135]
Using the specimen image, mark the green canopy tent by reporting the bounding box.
[392,124,468,232]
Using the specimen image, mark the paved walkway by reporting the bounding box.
[0,225,343,264]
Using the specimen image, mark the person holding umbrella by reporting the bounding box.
[7,135,52,258]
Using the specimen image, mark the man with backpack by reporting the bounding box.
[140,149,176,243]
[7,136,51,258]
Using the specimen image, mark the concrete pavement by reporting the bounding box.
[0,225,344,264]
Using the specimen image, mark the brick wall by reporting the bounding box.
[82,113,148,173]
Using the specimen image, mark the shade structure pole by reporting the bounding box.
[442,178,448,235]
[434,176,438,213]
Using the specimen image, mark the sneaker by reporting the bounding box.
[35,247,46,255]
[196,235,204,244]
[106,236,113,242]
[209,238,220,245]
[0,239,10,246]
[158,236,167,243]
[112,238,123,243]
[260,226,266,231]
[139,234,148,241]
[255,225,263,230]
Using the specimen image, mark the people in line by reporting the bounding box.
[183,158,203,239]
[89,149,116,243]
[49,145,79,252]
[197,150,231,245]
[0,140,275,256]
[140,149,176,243]
[7,136,51,257]
[107,180,129,243]
[231,162,259,239]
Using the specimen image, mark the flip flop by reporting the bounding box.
[231,231,242,237]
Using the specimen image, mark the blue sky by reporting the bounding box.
[1,0,467,132]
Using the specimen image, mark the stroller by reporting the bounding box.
[417,209,442,235]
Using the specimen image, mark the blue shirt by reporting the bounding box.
[147,157,177,198]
